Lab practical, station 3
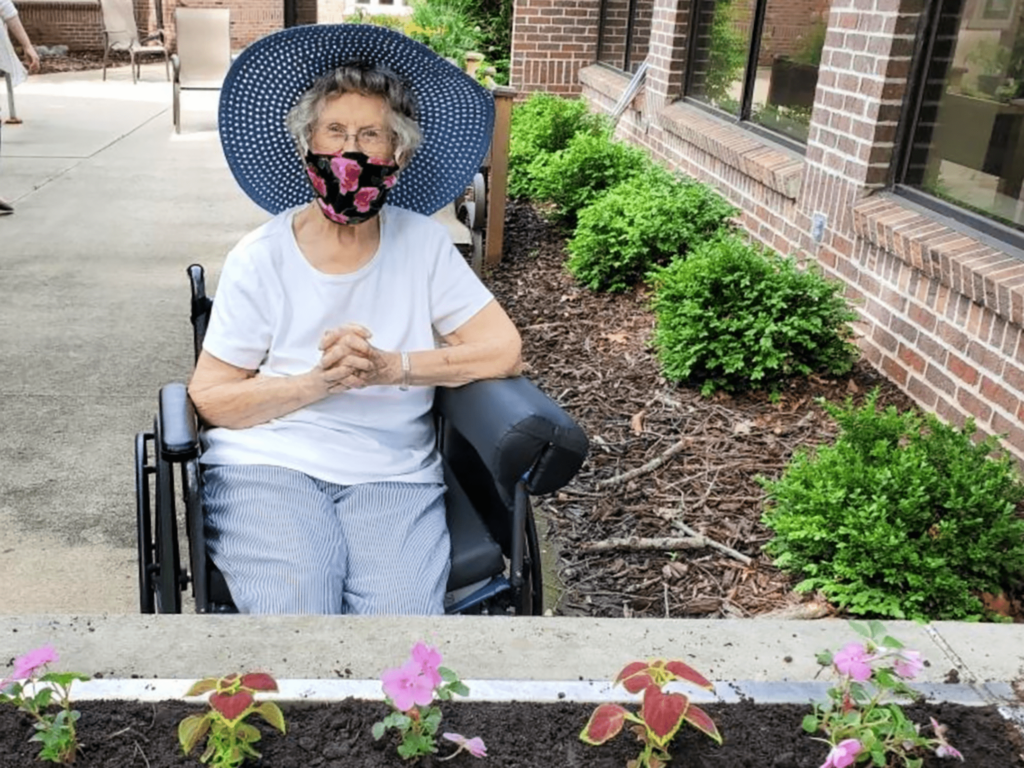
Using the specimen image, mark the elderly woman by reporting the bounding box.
[188,27,521,615]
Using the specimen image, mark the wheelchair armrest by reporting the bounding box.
[434,377,588,501]
[159,382,199,461]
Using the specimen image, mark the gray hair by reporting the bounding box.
[286,62,422,166]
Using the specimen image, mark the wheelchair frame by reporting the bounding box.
[135,265,586,616]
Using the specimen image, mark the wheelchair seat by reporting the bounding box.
[136,264,588,615]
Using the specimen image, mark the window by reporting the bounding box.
[685,0,831,144]
[899,0,1024,238]
[597,0,654,73]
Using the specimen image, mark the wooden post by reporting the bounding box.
[485,86,515,268]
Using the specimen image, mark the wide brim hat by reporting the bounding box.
[219,24,495,217]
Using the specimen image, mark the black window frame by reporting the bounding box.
[891,0,1024,253]
[681,0,813,155]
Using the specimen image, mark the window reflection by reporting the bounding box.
[598,0,654,73]
[905,0,1024,231]
[687,0,830,144]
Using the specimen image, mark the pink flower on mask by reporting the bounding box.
[316,198,349,225]
[383,174,398,189]
[821,738,862,768]
[306,166,327,197]
[833,642,874,682]
[330,156,362,192]
[353,187,380,213]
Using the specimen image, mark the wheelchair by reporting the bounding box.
[135,265,589,615]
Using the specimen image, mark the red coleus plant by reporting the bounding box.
[178,672,286,768]
[580,659,722,768]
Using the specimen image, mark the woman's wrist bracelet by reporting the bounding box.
[399,351,411,391]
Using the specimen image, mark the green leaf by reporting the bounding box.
[185,677,219,697]
[438,666,459,683]
[448,681,470,698]
[178,713,211,755]
[372,721,386,740]
[253,701,287,733]
[801,714,819,733]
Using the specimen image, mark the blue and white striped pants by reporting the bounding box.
[202,464,451,615]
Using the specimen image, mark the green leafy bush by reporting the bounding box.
[508,94,605,200]
[529,131,650,223]
[650,234,858,395]
[761,392,1024,620]
[406,0,486,70]
[566,169,738,292]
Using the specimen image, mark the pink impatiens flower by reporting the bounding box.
[381,659,435,712]
[833,642,873,682]
[930,718,965,761]
[12,645,59,680]
[821,738,863,768]
[330,156,362,192]
[353,187,380,213]
[443,732,487,758]
[893,650,924,680]
[411,641,443,688]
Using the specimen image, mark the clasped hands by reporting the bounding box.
[315,323,398,394]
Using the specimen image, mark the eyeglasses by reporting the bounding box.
[329,127,393,153]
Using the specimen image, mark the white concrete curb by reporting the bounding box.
[69,678,1019,706]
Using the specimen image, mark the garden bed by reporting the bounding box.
[490,200,1023,621]
[1,697,1021,766]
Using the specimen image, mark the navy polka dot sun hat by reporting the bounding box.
[219,24,495,217]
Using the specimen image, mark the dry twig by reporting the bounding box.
[596,437,691,488]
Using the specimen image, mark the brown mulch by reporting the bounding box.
[487,200,920,620]
[35,50,131,75]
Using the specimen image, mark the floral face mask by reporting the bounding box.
[303,151,400,225]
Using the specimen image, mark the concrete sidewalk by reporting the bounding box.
[0,63,466,615]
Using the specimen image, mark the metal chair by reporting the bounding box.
[135,264,589,615]
[100,0,170,84]
[172,8,231,134]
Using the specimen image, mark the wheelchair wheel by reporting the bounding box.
[515,502,544,616]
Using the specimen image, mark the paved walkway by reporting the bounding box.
[0,63,464,614]
[0,65,1021,696]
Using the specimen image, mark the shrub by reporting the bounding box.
[761,392,1024,621]
[508,94,605,199]
[650,234,858,395]
[567,169,738,292]
[406,0,486,70]
[529,131,651,223]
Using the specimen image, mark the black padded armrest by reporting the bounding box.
[159,382,199,461]
[434,377,588,501]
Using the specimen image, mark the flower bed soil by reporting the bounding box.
[489,201,1024,622]
[1,698,1021,767]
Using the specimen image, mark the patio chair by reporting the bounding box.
[171,8,231,134]
[135,265,589,615]
[100,0,170,84]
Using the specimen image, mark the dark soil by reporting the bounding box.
[488,200,1024,622]
[1,698,1021,767]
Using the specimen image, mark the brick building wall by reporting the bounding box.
[16,0,282,53]
[511,0,601,95]
[512,0,1024,463]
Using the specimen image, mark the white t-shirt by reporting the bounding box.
[0,0,27,89]
[199,204,494,486]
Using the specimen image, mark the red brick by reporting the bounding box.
[947,353,979,385]
[980,376,1020,416]
[957,388,993,422]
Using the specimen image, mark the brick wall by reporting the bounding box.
[517,0,1024,463]
[16,0,282,53]
[511,0,601,95]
